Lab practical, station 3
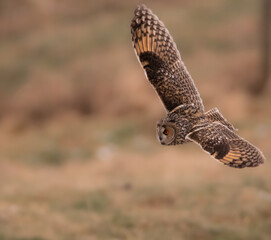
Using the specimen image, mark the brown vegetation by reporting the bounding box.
[0,0,270,239]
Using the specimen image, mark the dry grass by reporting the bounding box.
[0,0,271,239]
[0,116,270,240]
[0,0,270,121]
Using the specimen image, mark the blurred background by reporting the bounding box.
[0,0,271,239]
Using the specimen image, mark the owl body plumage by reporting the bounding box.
[131,5,264,168]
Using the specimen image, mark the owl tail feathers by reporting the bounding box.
[205,108,237,132]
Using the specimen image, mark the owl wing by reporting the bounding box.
[186,122,264,168]
[205,107,237,132]
[131,5,204,112]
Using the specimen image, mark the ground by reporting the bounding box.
[0,115,270,240]
[0,0,271,239]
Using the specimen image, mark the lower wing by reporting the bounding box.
[186,122,264,168]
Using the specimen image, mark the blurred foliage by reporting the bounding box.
[0,0,270,124]
[0,0,270,240]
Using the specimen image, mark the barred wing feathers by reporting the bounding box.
[187,122,264,168]
[131,5,204,112]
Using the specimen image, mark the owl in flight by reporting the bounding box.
[131,5,264,168]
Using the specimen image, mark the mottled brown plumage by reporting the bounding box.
[131,5,264,168]
[187,122,264,168]
[131,4,204,112]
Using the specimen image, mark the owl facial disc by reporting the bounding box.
[157,124,176,145]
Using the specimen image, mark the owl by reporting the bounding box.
[131,5,264,168]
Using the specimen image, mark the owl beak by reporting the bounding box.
[160,140,165,145]
[158,136,165,145]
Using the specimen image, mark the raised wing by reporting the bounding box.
[131,5,204,112]
[186,122,264,168]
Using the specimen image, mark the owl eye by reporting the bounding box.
[163,129,169,135]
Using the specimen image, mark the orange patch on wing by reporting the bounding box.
[141,60,149,67]
[220,159,230,164]
[223,156,233,162]
[135,43,141,55]
[138,40,144,53]
[142,36,148,52]
[147,35,151,51]
[227,152,241,159]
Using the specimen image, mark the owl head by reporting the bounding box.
[156,114,191,145]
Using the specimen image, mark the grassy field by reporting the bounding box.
[0,0,271,239]
[0,116,270,240]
